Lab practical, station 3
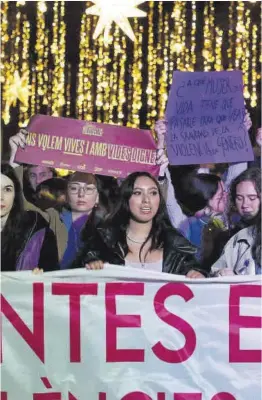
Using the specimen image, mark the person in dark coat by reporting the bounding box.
[73,172,208,278]
[1,163,59,271]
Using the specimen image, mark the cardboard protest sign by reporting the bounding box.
[166,70,254,165]
[1,267,261,399]
[15,115,160,178]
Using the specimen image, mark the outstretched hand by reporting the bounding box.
[9,128,28,168]
[155,119,167,150]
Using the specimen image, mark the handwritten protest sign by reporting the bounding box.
[15,115,159,178]
[1,268,261,399]
[165,70,254,165]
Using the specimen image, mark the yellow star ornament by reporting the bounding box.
[3,71,31,124]
[86,0,147,43]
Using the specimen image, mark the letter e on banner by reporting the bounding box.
[211,393,236,400]
[229,285,262,363]
[105,282,144,362]
[52,283,98,363]
[1,283,44,363]
[152,283,196,363]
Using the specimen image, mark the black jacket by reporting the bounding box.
[73,225,208,276]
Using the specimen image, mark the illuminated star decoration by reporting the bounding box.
[3,71,30,124]
[86,0,147,43]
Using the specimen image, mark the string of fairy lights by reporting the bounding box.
[1,1,261,130]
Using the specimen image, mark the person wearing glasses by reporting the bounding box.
[8,130,107,269]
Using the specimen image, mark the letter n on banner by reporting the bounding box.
[0,283,44,363]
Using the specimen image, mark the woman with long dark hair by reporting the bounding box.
[74,172,208,278]
[1,163,58,271]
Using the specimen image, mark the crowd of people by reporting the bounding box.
[1,115,261,277]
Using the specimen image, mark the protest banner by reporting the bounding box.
[15,115,160,178]
[1,266,261,400]
[165,70,254,165]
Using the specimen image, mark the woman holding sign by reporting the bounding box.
[74,172,207,278]
[8,129,112,270]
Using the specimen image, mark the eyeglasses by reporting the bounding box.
[68,184,97,195]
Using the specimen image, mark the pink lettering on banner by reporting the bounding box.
[121,393,153,400]
[105,282,145,362]
[152,283,196,363]
[211,393,236,400]
[174,395,202,400]
[0,393,8,400]
[33,377,78,400]
[0,283,44,363]
[229,284,262,363]
[52,283,98,363]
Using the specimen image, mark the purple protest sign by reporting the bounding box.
[165,70,254,165]
[15,115,160,178]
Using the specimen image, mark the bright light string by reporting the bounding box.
[235,1,245,69]
[242,6,251,99]
[51,1,66,116]
[158,11,169,119]
[116,35,127,123]
[2,4,22,124]
[203,1,215,71]
[190,1,197,71]
[128,19,143,127]
[227,1,235,69]
[250,25,258,107]
[215,27,223,71]
[18,16,31,127]
[35,1,48,110]
[109,26,121,124]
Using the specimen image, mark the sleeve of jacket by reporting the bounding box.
[71,227,108,269]
[164,228,210,277]
[38,227,59,271]
[176,253,209,277]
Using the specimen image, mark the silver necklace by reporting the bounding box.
[126,234,147,244]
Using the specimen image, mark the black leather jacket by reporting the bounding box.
[73,225,208,276]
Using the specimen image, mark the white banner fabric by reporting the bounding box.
[1,265,261,400]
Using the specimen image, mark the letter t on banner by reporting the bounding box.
[229,285,262,363]
[105,282,145,362]
[52,283,98,363]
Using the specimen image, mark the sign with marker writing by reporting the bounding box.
[166,70,254,165]
[15,115,159,178]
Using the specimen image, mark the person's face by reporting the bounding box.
[256,128,262,147]
[67,181,99,213]
[129,176,160,223]
[28,166,53,191]
[1,174,15,218]
[235,181,260,219]
[208,181,227,213]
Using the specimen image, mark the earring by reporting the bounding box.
[204,206,211,216]
[94,203,98,208]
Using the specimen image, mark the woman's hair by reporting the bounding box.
[228,167,261,227]
[101,171,172,261]
[175,172,221,214]
[1,163,25,268]
[95,175,120,215]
